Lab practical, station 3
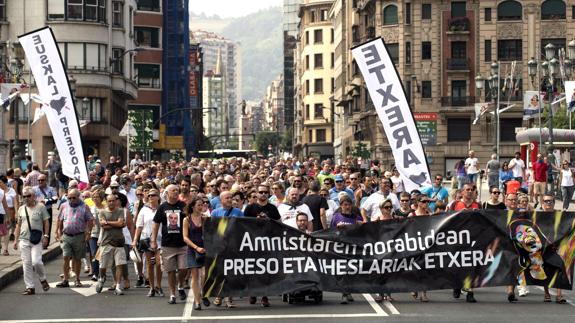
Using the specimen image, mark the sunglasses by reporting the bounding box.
[148,194,158,197]
[400,199,410,202]
[382,206,392,210]
[258,191,269,194]
[491,191,501,195]
[23,195,32,198]
[543,200,554,204]
[419,200,430,203]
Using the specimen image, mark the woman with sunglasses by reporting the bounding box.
[558,161,575,211]
[394,192,413,218]
[373,199,396,302]
[482,186,505,210]
[269,182,285,207]
[133,188,163,297]
[409,195,431,302]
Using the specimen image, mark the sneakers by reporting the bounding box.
[193,303,201,310]
[341,293,354,304]
[518,285,529,297]
[178,288,187,301]
[202,297,210,307]
[114,286,124,295]
[90,275,98,282]
[466,292,477,303]
[136,276,145,288]
[249,296,257,304]
[144,279,150,288]
[147,288,156,297]
[168,295,177,304]
[155,287,165,297]
[261,296,270,307]
[95,277,106,294]
[453,289,461,299]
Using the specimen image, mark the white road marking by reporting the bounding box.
[0,313,389,323]
[383,300,400,314]
[535,286,575,308]
[49,280,97,297]
[361,293,388,316]
[181,294,195,322]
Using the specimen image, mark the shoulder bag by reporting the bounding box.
[25,207,43,245]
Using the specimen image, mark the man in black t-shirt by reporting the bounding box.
[302,181,328,231]
[151,184,188,305]
[244,184,280,221]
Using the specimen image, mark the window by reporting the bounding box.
[497,1,522,21]
[137,0,160,12]
[383,5,398,25]
[314,104,323,118]
[331,29,334,43]
[305,104,310,120]
[406,80,412,104]
[330,53,334,68]
[112,48,124,74]
[498,39,522,61]
[405,3,411,24]
[541,38,566,58]
[305,55,309,70]
[306,80,310,95]
[67,0,83,20]
[542,0,566,20]
[387,43,399,64]
[0,0,6,21]
[316,129,326,142]
[422,81,432,98]
[573,5,575,19]
[136,27,160,48]
[451,41,466,58]
[76,97,103,122]
[405,42,411,64]
[11,100,29,123]
[451,80,467,105]
[310,10,315,23]
[135,64,161,88]
[485,39,492,61]
[451,1,466,18]
[422,41,431,60]
[60,42,107,71]
[447,118,470,141]
[352,25,360,43]
[331,78,335,93]
[314,78,323,93]
[65,0,106,22]
[314,53,323,69]
[314,29,322,43]
[48,0,65,19]
[320,9,328,21]
[85,0,98,21]
[485,8,492,22]
[308,130,313,142]
[305,31,309,45]
[422,3,431,20]
[500,118,523,141]
[112,1,123,27]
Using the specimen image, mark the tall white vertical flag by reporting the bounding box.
[565,81,575,112]
[351,38,431,191]
[19,27,88,183]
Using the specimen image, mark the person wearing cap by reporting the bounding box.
[109,181,128,208]
[329,174,355,208]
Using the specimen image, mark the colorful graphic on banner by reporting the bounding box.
[351,38,431,191]
[523,90,542,120]
[414,113,437,145]
[565,80,575,113]
[19,27,89,183]
[203,211,575,297]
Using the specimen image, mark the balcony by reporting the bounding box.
[447,17,470,33]
[441,96,475,107]
[446,58,469,71]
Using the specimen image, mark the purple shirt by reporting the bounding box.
[58,201,93,235]
[330,212,363,228]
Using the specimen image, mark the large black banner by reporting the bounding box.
[202,211,575,297]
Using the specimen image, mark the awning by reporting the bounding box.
[516,128,575,144]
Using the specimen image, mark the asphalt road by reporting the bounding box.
[0,255,574,323]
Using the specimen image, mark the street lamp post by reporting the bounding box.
[11,58,24,169]
[475,61,501,159]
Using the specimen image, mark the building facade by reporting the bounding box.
[328,0,573,175]
[1,0,138,169]
[262,74,285,133]
[283,0,302,144]
[294,0,336,160]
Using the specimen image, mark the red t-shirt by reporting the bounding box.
[533,161,548,182]
[451,200,480,211]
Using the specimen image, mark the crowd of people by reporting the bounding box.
[0,150,571,308]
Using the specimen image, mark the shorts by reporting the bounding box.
[99,245,127,269]
[161,246,188,272]
[534,181,546,195]
[61,234,86,260]
[187,249,205,268]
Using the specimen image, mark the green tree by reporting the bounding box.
[351,142,371,159]
[253,131,281,155]
[128,109,153,156]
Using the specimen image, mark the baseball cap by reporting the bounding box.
[334,174,344,182]
[110,181,120,187]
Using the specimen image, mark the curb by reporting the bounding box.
[0,243,62,291]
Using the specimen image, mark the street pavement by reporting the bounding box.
[0,257,573,323]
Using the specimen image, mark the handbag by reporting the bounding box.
[25,207,43,245]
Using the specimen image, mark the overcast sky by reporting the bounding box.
[190,0,283,18]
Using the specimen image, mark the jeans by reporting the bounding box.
[19,240,46,289]
[561,186,575,210]
[457,176,467,189]
[488,174,499,189]
[467,173,478,186]
[88,237,99,277]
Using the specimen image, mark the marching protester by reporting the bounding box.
[539,193,566,304]
[361,178,399,222]
[408,195,432,302]
[13,186,50,295]
[0,176,18,256]
[278,188,313,231]
[482,186,506,210]
[558,160,575,211]
[301,181,328,231]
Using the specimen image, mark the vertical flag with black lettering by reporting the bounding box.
[19,27,88,183]
[351,38,431,192]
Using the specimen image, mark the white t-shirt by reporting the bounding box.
[509,158,525,178]
[4,188,17,208]
[390,175,404,193]
[277,202,313,229]
[465,157,479,174]
[136,205,162,247]
[0,190,5,214]
[361,191,400,221]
